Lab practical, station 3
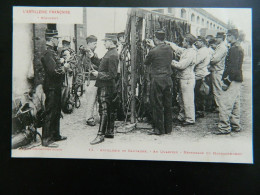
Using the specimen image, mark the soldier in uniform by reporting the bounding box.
[79,35,101,126]
[90,34,119,145]
[144,30,174,135]
[194,36,211,118]
[209,32,228,110]
[214,29,244,134]
[41,29,67,147]
[166,34,197,126]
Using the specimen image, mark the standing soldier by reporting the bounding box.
[210,32,228,110]
[90,34,119,145]
[214,29,244,134]
[144,30,174,135]
[167,34,197,126]
[41,29,67,147]
[194,36,211,118]
[79,35,101,126]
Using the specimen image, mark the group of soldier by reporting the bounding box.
[145,29,244,136]
[39,26,244,147]
[40,29,122,147]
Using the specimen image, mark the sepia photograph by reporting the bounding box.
[12,6,253,163]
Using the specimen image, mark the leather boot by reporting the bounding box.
[90,115,107,145]
[105,113,115,138]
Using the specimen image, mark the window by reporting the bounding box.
[181,9,187,18]
[202,18,204,26]
[213,24,215,29]
[191,13,195,22]
[47,24,57,30]
[197,16,200,24]
[210,22,212,29]
[217,26,219,30]
[207,21,209,28]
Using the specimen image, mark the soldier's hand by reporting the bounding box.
[164,40,171,45]
[60,58,65,64]
[91,70,98,77]
[88,49,94,58]
[64,62,70,69]
[171,60,178,67]
[146,39,155,48]
[165,41,178,51]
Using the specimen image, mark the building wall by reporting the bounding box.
[13,23,34,98]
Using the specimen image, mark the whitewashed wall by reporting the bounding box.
[13,23,34,99]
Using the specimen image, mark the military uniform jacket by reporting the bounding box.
[144,43,173,77]
[79,48,100,80]
[41,47,64,90]
[210,41,228,71]
[170,43,197,80]
[222,42,244,82]
[195,46,211,80]
[95,47,119,88]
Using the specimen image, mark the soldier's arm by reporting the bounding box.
[97,55,118,80]
[223,47,244,81]
[167,42,185,55]
[211,45,227,65]
[172,50,195,70]
[91,53,101,68]
[144,50,153,65]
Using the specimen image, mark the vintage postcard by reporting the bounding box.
[12,6,253,163]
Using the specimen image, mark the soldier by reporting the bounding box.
[41,29,67,147]
[79,35,101,126]
[90,34,119,145]
[214,29,244,134]
[210,32,228,110]
[166,34,197,126]
[194,36,211,118]
[144,30,174,135]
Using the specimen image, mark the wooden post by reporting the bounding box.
[130,9,137,123]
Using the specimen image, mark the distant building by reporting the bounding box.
[152,8,229,37]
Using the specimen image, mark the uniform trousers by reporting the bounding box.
[97,86,116,135]
[84,80,98,121]
[218,81,242,133]
[150,76,173,134]
[195,75,211,113]
[42,88,62,143]
[177,78,196,123]
[211,70,224,107]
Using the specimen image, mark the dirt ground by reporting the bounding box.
[12,57,253,163]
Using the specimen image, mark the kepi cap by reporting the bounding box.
[45,29,60,39]
[215,32,225,39]
[62,37,71,44]
[227,29,239,39]
[117,32,125,39]
[184,33,197,45]
[102,33,118,42]
[196,36,207,44]
[155,29,166,41]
